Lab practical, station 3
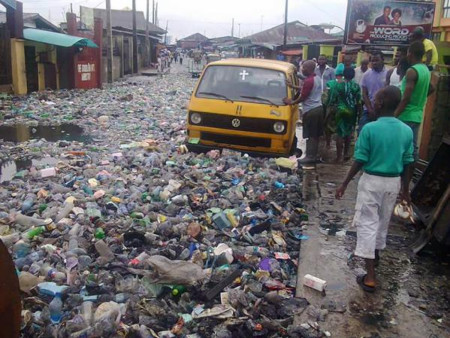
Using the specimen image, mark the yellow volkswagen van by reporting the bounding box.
[186,59,299,156]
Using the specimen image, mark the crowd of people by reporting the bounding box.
[157,50,185,73]
[284,32,437,292]
[287,27,437,166]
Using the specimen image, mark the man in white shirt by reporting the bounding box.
[354,58,370,86]
[314,55,336,92]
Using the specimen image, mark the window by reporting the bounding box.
[196,66,288,106]
[432,32,441,42]
[445,0,450,18]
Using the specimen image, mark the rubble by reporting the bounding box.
[0,73,312,336]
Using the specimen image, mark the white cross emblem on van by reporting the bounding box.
[240,70,249,80]
[232,118,241,128]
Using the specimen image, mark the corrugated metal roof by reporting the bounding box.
[86,7,165,35]
[0,11,61,32]
[244,21,340,45]
[178,33,209,42]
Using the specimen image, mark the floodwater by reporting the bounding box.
[0,124,86,143]
[0,157,58,183]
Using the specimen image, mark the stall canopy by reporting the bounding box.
[281,49,303,56]
[23,28,98,48]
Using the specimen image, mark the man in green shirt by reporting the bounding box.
[336,86,414,292]
[395,41,434,160]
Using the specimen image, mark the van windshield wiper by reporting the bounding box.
[198,91,234,103]
[240,95,279,107]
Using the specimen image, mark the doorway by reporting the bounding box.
[25,46,38,93]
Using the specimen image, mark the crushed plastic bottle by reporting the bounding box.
[49,293,63,324]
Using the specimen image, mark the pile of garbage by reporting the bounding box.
[0,75,319,337]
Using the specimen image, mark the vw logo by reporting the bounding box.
[231,118,241,128]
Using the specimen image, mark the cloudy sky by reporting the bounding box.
[17,0,348,40]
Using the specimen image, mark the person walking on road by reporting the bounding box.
[336,86,414,293]
[394,41,434,160]
[284,60,323,164]
[328,67,361,163]
[315,55,336,93]
[359,52,387,133]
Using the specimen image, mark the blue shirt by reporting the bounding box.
[354,117,414,176]
[361,68,388,107]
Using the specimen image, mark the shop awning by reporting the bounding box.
[23,28,98,48]
[281,49,303,56]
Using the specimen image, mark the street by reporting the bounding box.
[0,60,449,337]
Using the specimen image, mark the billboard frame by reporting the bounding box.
[343,0,436,46]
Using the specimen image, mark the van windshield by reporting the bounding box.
[196,65,288,106]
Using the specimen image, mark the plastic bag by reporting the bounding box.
[145,255,206,285]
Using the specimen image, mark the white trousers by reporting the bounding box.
[353,173,401,259]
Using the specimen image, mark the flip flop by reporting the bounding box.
[356,274,376,293]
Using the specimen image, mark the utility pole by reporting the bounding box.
[231,18,234,37]
[152,0,155,24]
[146,0,149,35]
[146,0,150,66]
[164,21,168,45]
[105,1,113,83]
[238,23,241,38]
[106,0,113,83]
[70,3,73,14]
[283,0,288,49]
[155,2,158,26]
[132,0,138,73]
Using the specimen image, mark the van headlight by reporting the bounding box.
[190,112,202,125]
[273,121,286,133]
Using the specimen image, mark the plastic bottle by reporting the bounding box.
[13,240,30,258]
[95,228,105,239]
[82,185,94,196]
[25,226,45,240]
[68,238,78,251]
[81,301,93,325]
[39,204,48,213]
[55,202,74,222]
[21,198,35,213]
[40,264,66,281]
[171,285,187,297]
[274,181,285,189]
[94,240,114,261]
[0,233,19,250]
[244,246,270,257]
[49,293,63,324]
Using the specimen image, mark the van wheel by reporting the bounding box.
[289,136,301,156]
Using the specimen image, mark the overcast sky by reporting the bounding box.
[17,0,348,40]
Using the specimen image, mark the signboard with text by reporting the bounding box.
[344,0,436,45]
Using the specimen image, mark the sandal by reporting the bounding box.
[375,250,380,267]
[356,274,376,293]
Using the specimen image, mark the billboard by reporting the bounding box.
[80,6,94,31]
[344,0,436,45]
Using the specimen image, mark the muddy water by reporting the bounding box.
[0,124,86,143]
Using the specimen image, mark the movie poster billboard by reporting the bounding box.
[344,0,436,45]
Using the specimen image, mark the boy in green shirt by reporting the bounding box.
[395,41,434,160]
[336,86,414,292]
